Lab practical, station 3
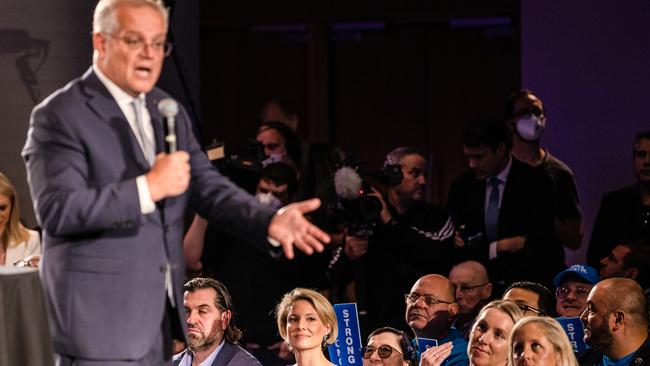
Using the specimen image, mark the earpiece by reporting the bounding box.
[382,155,403,186]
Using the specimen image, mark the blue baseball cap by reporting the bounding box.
[553,264,599,287]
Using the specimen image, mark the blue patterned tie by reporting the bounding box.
[485,177,501,243]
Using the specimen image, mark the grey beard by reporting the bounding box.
[187,333,219,352]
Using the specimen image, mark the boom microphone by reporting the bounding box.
[158,98,179,153]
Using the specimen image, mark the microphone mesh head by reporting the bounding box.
[158,98,179,118]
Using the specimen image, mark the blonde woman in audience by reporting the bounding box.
[276,288,338,366]
[508,316,578,366]
[422,300,524,366]
[0,172,40,267]
[467,300,524,366]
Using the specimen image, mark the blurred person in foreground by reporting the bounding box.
[21,0,329,364]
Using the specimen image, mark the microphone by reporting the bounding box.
[158,98,179,153]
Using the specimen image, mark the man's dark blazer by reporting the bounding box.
[172,343,262,366]
[588,183,650,267]
[447,157,564,288]
[22,68,275,361]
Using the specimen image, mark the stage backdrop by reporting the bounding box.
[520,0,650,263]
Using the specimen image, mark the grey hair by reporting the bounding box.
[384,146,425,168]
[93,0,168,34]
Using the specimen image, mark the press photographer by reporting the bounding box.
[328,146,458,336]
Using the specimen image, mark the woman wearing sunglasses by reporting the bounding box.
[363,327,416,366]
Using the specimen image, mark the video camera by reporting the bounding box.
[329,162,383,237]
[207,139,265,194]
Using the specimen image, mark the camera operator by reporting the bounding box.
[329,147,457,336]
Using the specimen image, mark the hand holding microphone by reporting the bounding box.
[145,98,190,202]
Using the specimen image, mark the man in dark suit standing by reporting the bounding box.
[588,131,650,267]
[21,1,329,365]
[447,118,563,291]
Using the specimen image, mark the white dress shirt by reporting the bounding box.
[93,64,156,214]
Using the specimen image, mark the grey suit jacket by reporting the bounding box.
[172,343,262,366]
[22,68,275,361]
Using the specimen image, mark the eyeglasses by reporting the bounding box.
[457,282,489,294]
[517,303,546,316]
[556,286,591,299]
[405,293,454,307]
[362,345,402,359]
[105,33,173,57]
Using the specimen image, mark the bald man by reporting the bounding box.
[579,278,649,366]
[448,261,493,339]
[404,274,469,366]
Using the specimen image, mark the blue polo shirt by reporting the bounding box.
[600,351,636,366]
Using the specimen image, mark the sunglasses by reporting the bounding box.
[362,344,403,359]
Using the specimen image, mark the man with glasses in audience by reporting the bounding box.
[503,281,555,317]
[404,274,469,365]
[554,264,599,318]
[448,261,493,339]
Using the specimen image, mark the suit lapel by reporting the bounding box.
[473,177,487,229]
[213,342,238,366]
[81,68,150,171]
[500,159,519,218]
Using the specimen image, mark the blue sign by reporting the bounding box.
[415,337,438,355]
[556,317,587,353]
[328,303,363,365]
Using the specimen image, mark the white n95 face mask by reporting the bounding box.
[255,192,282,210]
[516,115,545,141]
[261,153,285,167]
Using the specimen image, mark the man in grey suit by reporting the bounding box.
[21,0,329,365]
[173,278,262,366]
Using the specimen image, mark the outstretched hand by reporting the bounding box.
[268,198,331,259]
